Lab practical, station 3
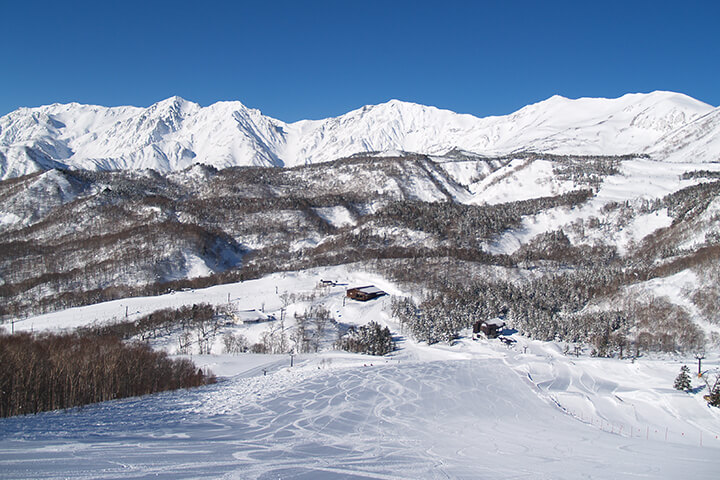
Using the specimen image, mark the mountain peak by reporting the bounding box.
[354,99,428,114]
[378,99,424,109]
[149,96,200,115]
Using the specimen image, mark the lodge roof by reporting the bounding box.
[483,318,506,328]
[355,286,384,294]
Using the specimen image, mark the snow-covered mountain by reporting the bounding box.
[0,91,716,180]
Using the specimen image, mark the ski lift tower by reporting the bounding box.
[696,352,705,377]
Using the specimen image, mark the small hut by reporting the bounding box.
[473,318,506,339]
[231,309,273,325]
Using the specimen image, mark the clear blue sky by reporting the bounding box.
[2,0,718,121]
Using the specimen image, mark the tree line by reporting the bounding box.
[0,330,215,418]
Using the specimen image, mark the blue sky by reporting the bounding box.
[2,0,718,121]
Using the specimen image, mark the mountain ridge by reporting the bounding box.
[0,91,717,180]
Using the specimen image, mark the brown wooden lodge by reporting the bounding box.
[346,285,386,302]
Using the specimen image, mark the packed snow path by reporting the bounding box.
[0,359,716,479]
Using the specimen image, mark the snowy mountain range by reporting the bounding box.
[1,91,718,180]
[3,90,720,351]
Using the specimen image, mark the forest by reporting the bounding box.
[0,329,214,418]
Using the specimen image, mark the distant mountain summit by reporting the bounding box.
[0,92,717,180]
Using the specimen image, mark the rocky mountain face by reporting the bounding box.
[1,92,720,354]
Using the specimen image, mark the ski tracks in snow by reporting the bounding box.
[0,359,717,479]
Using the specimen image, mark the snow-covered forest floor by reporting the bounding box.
[2,266,719,479]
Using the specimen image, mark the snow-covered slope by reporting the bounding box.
[0,91,714,179]
[492,91,711,155]
[648,106,720,163]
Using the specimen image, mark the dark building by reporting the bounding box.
[346,286,386,302]
[473,318,506,339]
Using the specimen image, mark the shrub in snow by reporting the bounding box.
[293,306,331,353]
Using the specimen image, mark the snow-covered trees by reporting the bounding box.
[2,154,717,356]
[79,303,225,353]
[387,261,705,354]
[552,155,621,187]
[290,306,332,353]
[674,365,692,391]
[223,332,249,354]
[259,321,289,354]
[376,189,593,247]
[392,296,471,344]
[336,321,394,356]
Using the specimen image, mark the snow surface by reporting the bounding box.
[0,169,87,230]
[470,159,574,205]
[312,206,356,228]
[649,107,720,163]
[1,356,718,479]
[625,270,720,339]
[2,266,719,479]
[0,212,21,226]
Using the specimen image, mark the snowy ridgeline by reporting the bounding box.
[1,91,719,180]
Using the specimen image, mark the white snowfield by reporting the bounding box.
[1,358,717,480]
[1,267,719,479]
[1,91,718,180]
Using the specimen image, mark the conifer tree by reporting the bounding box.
[707,376,720,407]
[674,365,692,391]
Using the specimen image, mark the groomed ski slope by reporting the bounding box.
[0,357,716,479]
[1,266,718,479]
